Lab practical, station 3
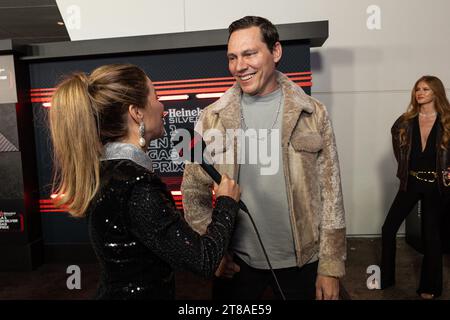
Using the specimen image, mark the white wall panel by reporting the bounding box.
[56,0,185,41]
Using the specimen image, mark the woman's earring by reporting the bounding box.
[138,121,146,147]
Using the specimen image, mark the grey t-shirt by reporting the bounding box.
[232,88,297,269]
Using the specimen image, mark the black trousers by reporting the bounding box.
[212,255,318,300]
[381,185,448,296]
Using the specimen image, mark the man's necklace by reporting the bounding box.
[240,94,283,140]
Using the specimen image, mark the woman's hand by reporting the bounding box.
[214,173,240,202]
[215,252,240,278]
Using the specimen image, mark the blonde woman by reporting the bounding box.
[49,64,240,299]
[381,76,450,299]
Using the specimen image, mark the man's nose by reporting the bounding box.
[236,58,247,72]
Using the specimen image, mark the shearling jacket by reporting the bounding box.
[181,72,346,277]
[391,115,450,194]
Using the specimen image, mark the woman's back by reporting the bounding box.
[88,156,239,300]
[88,160,175,299]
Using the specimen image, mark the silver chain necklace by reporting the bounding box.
[240,93,283,139]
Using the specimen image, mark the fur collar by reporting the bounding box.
[210,71,314,146]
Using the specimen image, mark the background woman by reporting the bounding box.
[49,63,240,299]
[381,75,450,299]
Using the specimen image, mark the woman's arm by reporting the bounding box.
[127,178,239,278]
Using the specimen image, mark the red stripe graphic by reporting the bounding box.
[29,72,312,93]
[155,81,235,90]
[30,88,56,92]
[152,72,311,85]
[30,73,313,104]
[39,192,184,213]
[31,77,312,98]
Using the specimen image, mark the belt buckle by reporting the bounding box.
[416,171,436,183]
[443,168,450,187]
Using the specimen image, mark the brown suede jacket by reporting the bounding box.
[181,72,347,278]
[391,114,450,194]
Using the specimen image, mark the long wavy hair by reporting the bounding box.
[49,64,149,217]
[399,75,450,149]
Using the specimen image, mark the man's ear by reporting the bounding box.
[128,104,143,124]
[272,42,282,64]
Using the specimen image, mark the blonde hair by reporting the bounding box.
[49,64,149,217]
[399,75,450,149]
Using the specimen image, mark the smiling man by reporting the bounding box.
[182,16,346,300]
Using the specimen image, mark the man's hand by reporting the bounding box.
[315,275,340,300]
[215,252,240,278]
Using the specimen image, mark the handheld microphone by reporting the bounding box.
[174,128,250,212]
[198,158,250,214]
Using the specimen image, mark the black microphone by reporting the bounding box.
[199,153,250,214]
[175,128,249,213]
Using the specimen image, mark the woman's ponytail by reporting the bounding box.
[49,73,101,217]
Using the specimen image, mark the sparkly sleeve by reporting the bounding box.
[127,179,239,278]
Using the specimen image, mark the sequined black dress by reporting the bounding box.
[88,149,238,300]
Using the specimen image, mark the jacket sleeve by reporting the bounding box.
[391,118,401,163]
[316,106,347,278]
[181,114,216,235]
[127,179,239,278]
[181,162,216,234]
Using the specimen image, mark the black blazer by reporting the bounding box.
[391,115,450,194]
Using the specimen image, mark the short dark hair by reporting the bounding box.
[228,16,280,52]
